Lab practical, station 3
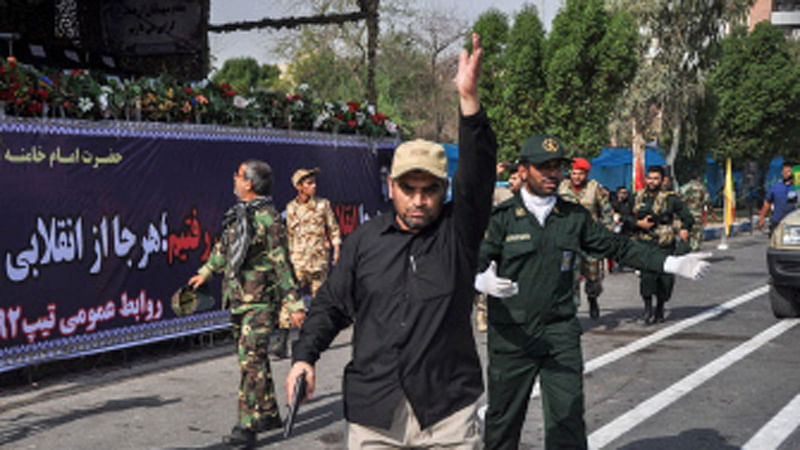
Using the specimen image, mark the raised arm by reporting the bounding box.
[452,33,498,250]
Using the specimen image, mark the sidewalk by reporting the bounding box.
[702,215,762,241]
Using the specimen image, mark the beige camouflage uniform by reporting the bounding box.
[558,178,614,304]
[196,201,304,432]
[285,196,341,326]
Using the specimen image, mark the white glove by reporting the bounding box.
[663,252,712,280]
[474,261,519,298]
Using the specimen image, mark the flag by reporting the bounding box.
[632,133,646,191]
[724,157,735,236]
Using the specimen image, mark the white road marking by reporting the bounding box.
[588,319,800,449]
[742,392,800,450]
[531,285,769,399]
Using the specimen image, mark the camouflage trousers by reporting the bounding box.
[231,307,279,431]
[295,269,327,298]
[573,255,604,306]
[689,223,704,252]
[277,269,328,329]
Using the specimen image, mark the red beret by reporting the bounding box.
[572,157,591,171]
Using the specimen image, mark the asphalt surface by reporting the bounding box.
[2,230,800,449]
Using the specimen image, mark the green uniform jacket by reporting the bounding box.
[197,203,304,316]
[626,190,694,250]
[478,195,667,329]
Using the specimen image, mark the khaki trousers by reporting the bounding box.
[347,398,482,449]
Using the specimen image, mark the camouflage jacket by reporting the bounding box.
[679,180,710,221]
[629,190,694,248]
[558,178,614,229]
[286,196,341,273]
[197,201,304,316]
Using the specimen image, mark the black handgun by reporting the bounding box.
[283,371,307,439]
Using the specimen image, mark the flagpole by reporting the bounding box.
[718,157,732,250]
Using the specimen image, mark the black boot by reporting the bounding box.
[222,425,256,449]
[268,328,289,360]
[642,297,654,324]
[588,296,600,319]
[259,414,283,432]
[654,298,666,323]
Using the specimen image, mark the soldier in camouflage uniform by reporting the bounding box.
[557,157,614,319]
[286,168,341,297]
[679,174,710,252]
[189,160,306,448]
[625,165,694,324]
[271,168,342,359]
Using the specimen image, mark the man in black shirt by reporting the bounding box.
[285,33,495,448]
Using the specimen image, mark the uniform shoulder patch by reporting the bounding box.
[492,196,518,212]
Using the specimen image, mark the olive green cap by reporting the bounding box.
[519,135,569,165]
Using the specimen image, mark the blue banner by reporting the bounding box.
[0,119,397,372]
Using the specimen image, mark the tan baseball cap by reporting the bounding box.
[390,139,447,180]
[291,167,320,186]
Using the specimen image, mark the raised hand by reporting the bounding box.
[455,32,483,116]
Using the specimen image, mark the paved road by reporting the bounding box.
[2,231,799,449]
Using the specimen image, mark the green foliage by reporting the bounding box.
[211,58,281,94]
[495,5,546,161]
[470,9,510,149]
[278,0,465,141]
[709,22,800,165]
[469,1,636,161]
[541,0,638,157]
[607,0,755,173]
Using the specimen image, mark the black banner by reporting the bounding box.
[0,119,396,371]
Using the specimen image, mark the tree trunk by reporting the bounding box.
[667,116,681,190]
[365,0,379,107]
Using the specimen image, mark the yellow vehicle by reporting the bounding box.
[767,209,800,317]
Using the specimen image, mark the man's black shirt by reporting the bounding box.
[292,108,497,430]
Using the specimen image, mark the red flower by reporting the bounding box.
[28,102,43,113]
[371,113,386,125]
[63,100,73,109]
[14,98,24,105]
[220,83,232,91]
[185,87,193,95]
[222,90,236,98]
[347,119,357,127]
[334,113,344,121]
[36,88,49,100]
[347,101,359,113]
[12,81,20,89]
[0,65,4,75]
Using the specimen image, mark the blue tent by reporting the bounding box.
[589,147,666,191]
[442,143,459,201]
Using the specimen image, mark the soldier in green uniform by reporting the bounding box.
[188,160,306,448]
[680,172,711,252]
[627,165,694,324]
[475,136,711,449]
[557,157,614,319]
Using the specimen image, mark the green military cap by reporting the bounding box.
[519,135,570,165]
[171,284,216,317]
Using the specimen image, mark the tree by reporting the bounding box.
[469,7,549,161]
[402,8,469,141]
[607,0,755,180]
[541,0,638,157]
[496,5,547,160]
[708,22,800,165]
[211,58,282,94]
[278,0,468,140]
[469,8,510,119]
